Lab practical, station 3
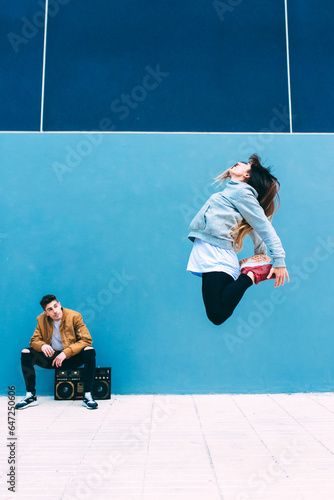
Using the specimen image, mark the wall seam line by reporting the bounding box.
[40,0,49,133]
[284,0,293,133]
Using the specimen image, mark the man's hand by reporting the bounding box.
[41,344,55,357]
[52,352,66,368]
[267,267,290,288]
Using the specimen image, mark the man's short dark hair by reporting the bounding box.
[40,294,58,310]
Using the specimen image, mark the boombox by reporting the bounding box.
[55,367,111,400]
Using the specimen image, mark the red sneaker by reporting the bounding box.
[240,254,275,284]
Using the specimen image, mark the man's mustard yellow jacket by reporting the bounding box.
[29,307,93,359]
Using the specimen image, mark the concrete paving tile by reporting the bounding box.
[63,485,143,498]
[143,489,221,499]
[5,496,62,500]
[143,496,221,500]
[65,496,141,500]
[1,393,334,499]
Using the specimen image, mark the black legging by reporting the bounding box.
[21,347,96,393]
[202,272,253,325]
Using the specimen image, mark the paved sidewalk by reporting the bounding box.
[1,393,334,499]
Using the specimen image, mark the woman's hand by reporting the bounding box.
[267,267,289,288]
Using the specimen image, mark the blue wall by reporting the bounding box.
[1,133,333,394]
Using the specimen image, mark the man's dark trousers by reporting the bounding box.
[21,347,96,393]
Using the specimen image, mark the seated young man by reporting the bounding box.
[15,294,98,410]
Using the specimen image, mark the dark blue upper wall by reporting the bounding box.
[42,0,289,132]
[2,1,334,132]
[0,1,45,131]
[288,0,334,132]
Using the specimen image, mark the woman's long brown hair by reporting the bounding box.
[215,154,280,251]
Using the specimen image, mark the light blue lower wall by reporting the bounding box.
[1,133,333,394]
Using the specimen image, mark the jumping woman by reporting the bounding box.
[187,154,289,325]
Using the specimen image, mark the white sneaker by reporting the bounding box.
[15,392,38,410]
[82,392,98,410]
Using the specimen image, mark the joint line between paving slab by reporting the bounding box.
[306,394,334,415]
[268,395,334,456]
[17,397,76,462]
[61,395,117,498]
[140,394,155,500]
[230,395,287,474]
[192,395,225,500]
